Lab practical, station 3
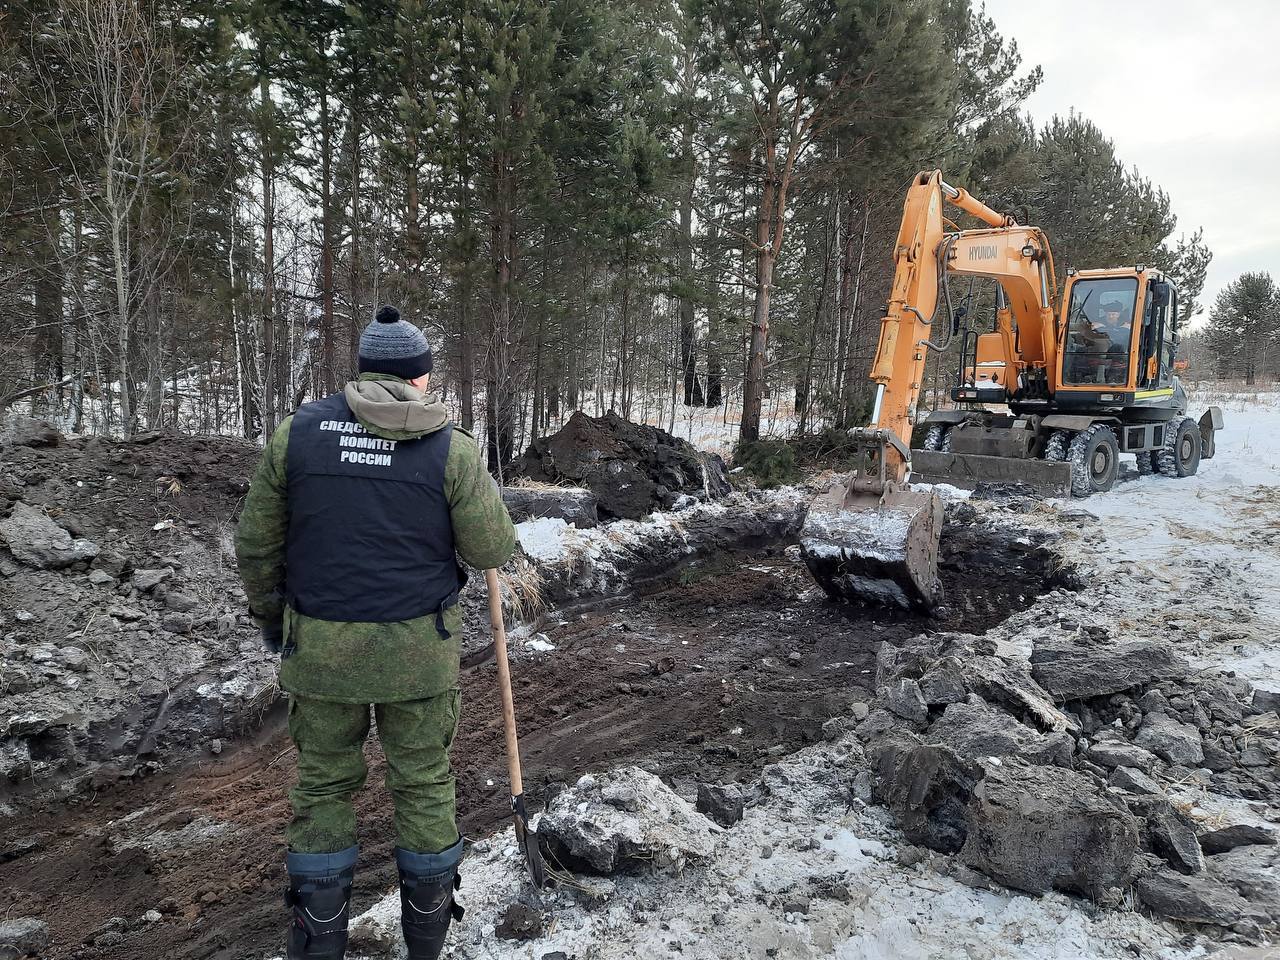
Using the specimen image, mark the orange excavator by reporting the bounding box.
[800,170,1223,609]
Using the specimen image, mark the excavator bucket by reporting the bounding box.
[799,469,945,611]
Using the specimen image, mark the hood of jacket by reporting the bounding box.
[344,375,448,439]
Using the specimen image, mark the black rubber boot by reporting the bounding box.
[396,840,464,960]
[285,846,357,960]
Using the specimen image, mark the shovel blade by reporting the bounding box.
[512,795,547,888]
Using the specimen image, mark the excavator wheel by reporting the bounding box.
[1044,430,1071,463]
[1157,418,1201,478]
[1135,451,1158,476]
[1068,425,1119,497]
[922,425,946,451]
[940,427,955,453]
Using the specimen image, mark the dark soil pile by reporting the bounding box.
[510,412,730,520]
[0,423,277,807]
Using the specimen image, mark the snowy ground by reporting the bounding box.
[254,383,1280,960]
[1051,389,1280,688]
[341,746,1205,960]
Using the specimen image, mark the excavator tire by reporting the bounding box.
[1135,451,1158,476]
[922,424,946,451]
[1157,417,1201,478]
[941,427,955,453]
[1044,430,1071,463]
[1068,424,1119,497]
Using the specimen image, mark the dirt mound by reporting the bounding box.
[511,412,730,520]
[0,424,279,807]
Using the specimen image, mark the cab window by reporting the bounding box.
[1062,278,1137,387]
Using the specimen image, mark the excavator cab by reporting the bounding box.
[1055,269,1178,401]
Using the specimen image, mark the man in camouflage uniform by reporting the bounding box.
[236,305,516,960]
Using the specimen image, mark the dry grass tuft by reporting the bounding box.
[498,556,547,624]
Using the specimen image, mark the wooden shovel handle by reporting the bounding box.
[485,568,524,798]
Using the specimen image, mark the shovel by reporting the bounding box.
[484,568,547,889]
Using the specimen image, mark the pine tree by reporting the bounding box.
[1204,273,1279,384]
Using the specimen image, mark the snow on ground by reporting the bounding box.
[334,733,1205,960]
[1051,388,1280,687]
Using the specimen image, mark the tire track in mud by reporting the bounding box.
[0,517,1065,959]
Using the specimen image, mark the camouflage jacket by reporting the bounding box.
[235,374,516,703]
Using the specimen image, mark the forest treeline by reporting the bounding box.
[0,0,1215,470]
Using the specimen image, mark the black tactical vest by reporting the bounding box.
[284,392,461,624]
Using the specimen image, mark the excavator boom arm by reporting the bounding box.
[799,171,1059,611]
[867,170,1059,477]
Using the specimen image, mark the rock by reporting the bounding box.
[1238,741,1274,768]
[87,568,116,586]
[896,844,928,867]
[510,411,730,521]
[1252,688,1280,714]
[1206,843,1280,918]
[0,917,50,958]
[60,646,91,673]
[93,549,129,577]
[537,766,716,875]
[1087,741,1161,773]
[1135,868,1254,926]
[0,415,61,447]
[878,743,978,854]
[960,762,1139,897]
[1148,805,1205,874]
[132,567,174,592]
[0,502,99,570]
[1193,678,1244,724]
[1030,639,1188,700]
[1198,824,1277,856]
[919,659,968,706]
[160,611,194,635]
[696,783,744,827]
[144,909,162,923]
[1201,740,1235,772]
[885,678,928,725]
[1108,766,1162,796]
[164,591,199,613]
[495,900,544,940]
[1135,713,1204,766]
[502,487,599,529]
[927,701,1074,767]
[782,893,810,915]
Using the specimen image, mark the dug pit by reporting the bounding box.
[0,501,1074,959]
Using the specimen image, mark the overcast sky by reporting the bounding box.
[981,0,1280,326]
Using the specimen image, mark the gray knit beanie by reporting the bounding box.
[358,305,433,379]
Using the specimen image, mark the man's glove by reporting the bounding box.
[261,622,284,655]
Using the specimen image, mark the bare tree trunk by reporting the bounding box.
[798,203,835,433]
[486,148,516,478]
[838,199,871,426]
[347,102,364,378]
[677,116,703,407]
[319,83,337,394]
[259,70,278,436]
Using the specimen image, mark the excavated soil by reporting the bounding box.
[0,514,1068,960]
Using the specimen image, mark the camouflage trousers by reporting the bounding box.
[286,689,461,855]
